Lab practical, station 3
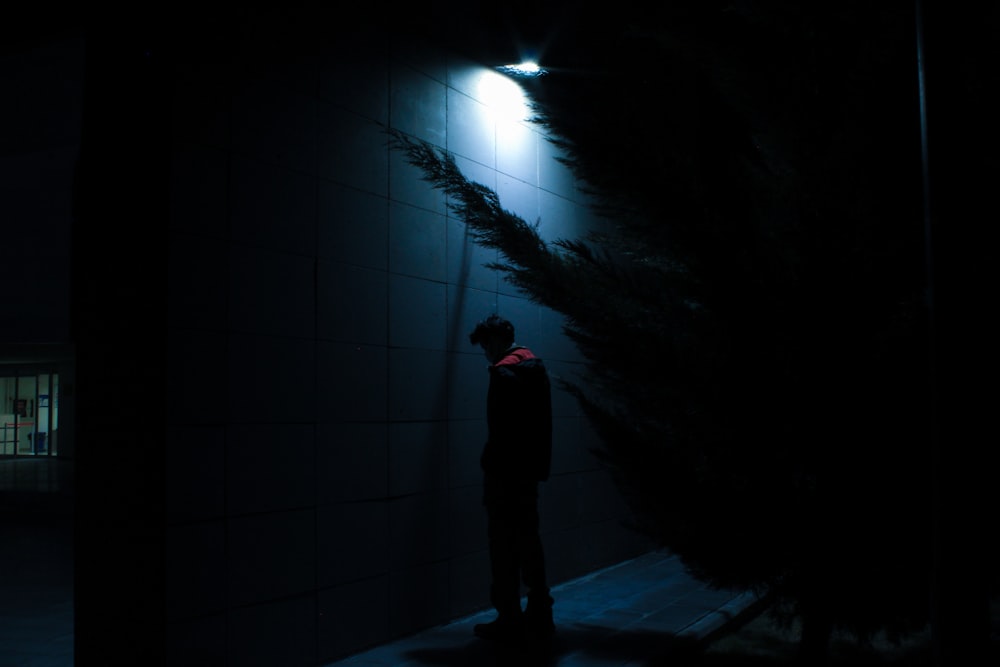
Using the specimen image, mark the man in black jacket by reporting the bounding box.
[468,314,555,642]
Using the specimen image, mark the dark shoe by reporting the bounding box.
[474,616,523,642]
[524,592,554,641]
[523,609,555,641]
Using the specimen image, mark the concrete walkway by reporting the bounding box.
[323,549,763,667]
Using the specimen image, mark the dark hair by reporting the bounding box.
[468,314,515,346]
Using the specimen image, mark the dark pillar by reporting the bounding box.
[918,1,997,664]
[72,11,171,664]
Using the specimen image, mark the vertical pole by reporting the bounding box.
[914,1,942,661]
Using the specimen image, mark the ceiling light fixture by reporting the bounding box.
[495,61,547,78]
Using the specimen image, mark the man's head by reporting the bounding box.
[469,314,515,363]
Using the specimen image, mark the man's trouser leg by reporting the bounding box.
[517,497,554,636]
[486,502,522,619]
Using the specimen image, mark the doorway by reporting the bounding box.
[1,370,59,458]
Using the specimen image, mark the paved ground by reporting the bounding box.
[322,550,762,667]
[0,458,75,667]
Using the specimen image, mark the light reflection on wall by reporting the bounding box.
[476,69,530,123]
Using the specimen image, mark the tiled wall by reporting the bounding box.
[164,13,650,665]
[0,34,81,347]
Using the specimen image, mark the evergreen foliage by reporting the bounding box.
[389,2,938,654]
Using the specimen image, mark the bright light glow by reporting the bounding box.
[477,70,530,122]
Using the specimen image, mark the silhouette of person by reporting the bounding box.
[468,314,555,642]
